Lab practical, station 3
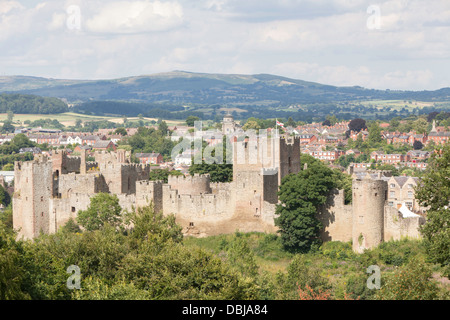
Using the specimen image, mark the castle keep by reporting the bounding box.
[13,135,425,252]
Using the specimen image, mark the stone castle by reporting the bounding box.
[13,134,425,252]
[317,170,425,253]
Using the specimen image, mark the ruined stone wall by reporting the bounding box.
[97,161,149,195]
[263,170,279,204]
[162,183,239,236]
[233,171,264,217]
[120,164,151,194]
[49,193,91,233]
[232,136,279,180]
[136,180,163,213]
[86,162,99,172]
[210,181,233,194]
[162,184,233,219]
[94,149,129,165]
[261,201,278,227]
[384,206,425,241]
[317,189,353,243]
[57,173,109,198]
[116,193,137,212]
[52,151,81,174]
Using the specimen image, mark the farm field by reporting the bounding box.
[0,112,186,127]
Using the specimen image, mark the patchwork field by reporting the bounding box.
[0,112,186,127]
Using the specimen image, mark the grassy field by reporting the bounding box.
[0,112,186,127]
[357,99,436,110]
[183,232,294,274]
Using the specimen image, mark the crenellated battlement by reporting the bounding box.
[168,173,211,195]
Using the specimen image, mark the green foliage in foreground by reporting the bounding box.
[0,199,448,300]
[415,142,450,277]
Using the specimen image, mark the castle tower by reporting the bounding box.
[52,149,68,175]
[13,157,53,240]
[278,135,301,185]
[80,149,87,174]
[231,134,301,216]
[136,180,163,213]
[167,174,211,196]
[352,177,387,253]
[222,113,237,135]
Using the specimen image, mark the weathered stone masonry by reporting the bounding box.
[13,136,425,252]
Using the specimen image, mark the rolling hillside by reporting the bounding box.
[2,71,450,107]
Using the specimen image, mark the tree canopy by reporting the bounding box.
[0,93,68,114]
[415,142,450,276]
[76,193,123,232]
[275,155,337,253]
[348,118,367,133]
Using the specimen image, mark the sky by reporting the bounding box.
[0,0,449,91]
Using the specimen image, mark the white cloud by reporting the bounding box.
[48,12,66,30]
[271,62,435,90]
[0,0,449,90]
[0,1,24,15]
[85,0,184,34]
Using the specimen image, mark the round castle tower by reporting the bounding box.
[352,177,387,253]
[167,174,211,196]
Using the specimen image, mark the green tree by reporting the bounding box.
[368,122,382,146]
[412,118,428,134]
[332,169,352,204]
[0,222,30,300]
[2,163,14,171]
[1,120,15,134]
[348,118,367,133]
[415,142,450,275]
[413,140,423,150]
[275,254,330,299]
[75,119,82,129]
[0,185,11,207]
[389,118,401,131]
[325,115,339,126]
[0,204,13,230]
[12,133,35,149]
[114,127,127,136]
[149,168,184,183]
[124,203,183,247]
[189,138,233,183]
[77,193,123,232]
[286,117,296,127]
[275,157,336,253]
[60,218,82,234]
[242,120,261,131]
[6,110,14,122]
[158,121,169,136]
[186,116,200,127]
[374,258,441,300]
[225,235,259,278]
[189,162,233,183]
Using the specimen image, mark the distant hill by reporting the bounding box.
[2,71,449,107]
